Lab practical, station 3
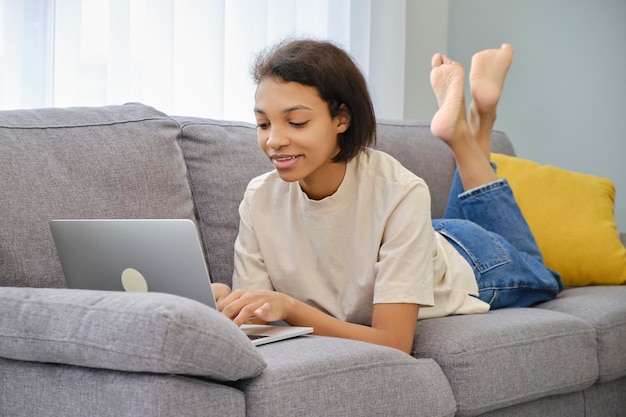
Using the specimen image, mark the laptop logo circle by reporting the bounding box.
[121,268,149,292]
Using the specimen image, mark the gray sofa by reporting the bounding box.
[1,103,624,417]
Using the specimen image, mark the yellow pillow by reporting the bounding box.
[490,153,626,286]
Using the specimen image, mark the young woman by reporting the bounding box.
[213,39,563,354]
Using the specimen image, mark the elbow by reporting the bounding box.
[397,340,415,355]
[379,335,415,355]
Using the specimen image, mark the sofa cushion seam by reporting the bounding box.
[439,328,596,355]
[0,116,172,130]
[251,358,430,387]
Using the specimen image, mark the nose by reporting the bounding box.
[264,127,289,150]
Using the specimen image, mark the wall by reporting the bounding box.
[403,0,448,120]
[404,0,626,231]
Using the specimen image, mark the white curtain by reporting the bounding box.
[0,0,406,122]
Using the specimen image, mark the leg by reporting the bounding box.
[468,44,514,159]
[430,53,497,191]
[433,45,538,253]
[443,170,544,261]
[432,45,513,219]
[433,217,563,309]
[430,46,563,306]
[442,169,465,220]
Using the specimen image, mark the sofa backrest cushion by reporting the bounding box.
[376,120,515,217]
[176,116,515,287]
[176,118,272,286]
[0,103,195,288]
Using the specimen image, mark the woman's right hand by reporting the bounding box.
[217,289,296,326]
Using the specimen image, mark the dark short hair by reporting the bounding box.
[252,39,376,162]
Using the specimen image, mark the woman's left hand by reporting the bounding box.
[210,283,232,304]
[217,289,294,326]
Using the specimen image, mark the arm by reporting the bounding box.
[218,289,419,354]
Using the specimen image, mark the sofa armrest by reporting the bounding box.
[0,287,265,381]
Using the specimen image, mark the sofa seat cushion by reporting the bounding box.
[0,287,266,381]
[237,336,456,417]
[0,103,195,288]
[413,308,598,417]
[538,286,626,382]
[1,357,246,417]
[582,378,626,417]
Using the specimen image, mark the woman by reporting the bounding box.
[213,39,562,354]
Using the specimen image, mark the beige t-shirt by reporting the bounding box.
[233,148,489,324]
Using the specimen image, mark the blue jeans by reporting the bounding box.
[432,169,563,309]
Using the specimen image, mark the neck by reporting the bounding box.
[299,162,347,200]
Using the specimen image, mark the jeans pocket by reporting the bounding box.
[434,219,510,273]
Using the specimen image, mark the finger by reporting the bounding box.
[253,303,274,322]
[233,301,266,326]
[212,283,231,303]
[217,288,246,312]
[219,298,246,320]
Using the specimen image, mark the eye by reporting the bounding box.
[256,122,270,130]
[290,121,309,128]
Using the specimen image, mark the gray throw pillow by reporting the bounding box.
[0,287,266,381]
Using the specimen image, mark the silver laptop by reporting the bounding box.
[49,219,312,346]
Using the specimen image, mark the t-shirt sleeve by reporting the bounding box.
[373,180,436,307]
[232,192,274,291]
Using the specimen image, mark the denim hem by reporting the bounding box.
[458,178,509,202]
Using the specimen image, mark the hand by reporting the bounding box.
[217,289,294,326]
[211,283,232,304]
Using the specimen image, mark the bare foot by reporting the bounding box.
[469,43,513,115]
[468,43,514,158]
[430,53,470,147]
[431,52,498,191]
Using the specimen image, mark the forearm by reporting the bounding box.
[219,288,419,354]
[284,297,418,354]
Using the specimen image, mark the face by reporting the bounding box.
[254,77,349,200]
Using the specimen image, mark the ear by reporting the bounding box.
[335,104,351,134]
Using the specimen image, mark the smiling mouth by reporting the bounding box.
[271,155,298,161]
[270,154,301,169]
